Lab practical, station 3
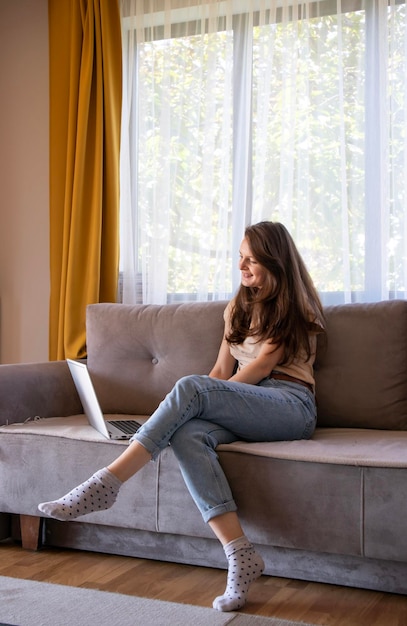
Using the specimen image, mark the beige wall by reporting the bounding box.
[0,0,49,363]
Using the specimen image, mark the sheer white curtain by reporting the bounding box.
[120,0,407,305]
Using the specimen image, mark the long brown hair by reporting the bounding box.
[227,221,325,364]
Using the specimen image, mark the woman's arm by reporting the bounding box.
[209,328,285,385]
[209,336,237,380]
[228,341,284,386]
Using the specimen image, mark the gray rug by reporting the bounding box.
[0,575,316,626]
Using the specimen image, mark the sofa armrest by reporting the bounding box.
[0,361,83,425]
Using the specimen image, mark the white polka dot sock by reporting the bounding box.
[38,468,122,521]
[213,536,265,612]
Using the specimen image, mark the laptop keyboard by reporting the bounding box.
[108,420,141,435]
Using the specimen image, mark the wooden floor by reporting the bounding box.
[1,539,407,625]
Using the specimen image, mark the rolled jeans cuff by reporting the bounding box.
[201,500,238,524]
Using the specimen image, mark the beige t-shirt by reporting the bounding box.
[223,300,317,387]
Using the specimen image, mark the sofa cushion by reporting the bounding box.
[314,300,407,430]
[4,420,407,469]
[218,428,407,467]
[86,302,226,415]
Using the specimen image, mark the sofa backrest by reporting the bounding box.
[86,301,226,416]
[86,299,407,430]
[315,300,407,429]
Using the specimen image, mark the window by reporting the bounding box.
[120,0,407,305]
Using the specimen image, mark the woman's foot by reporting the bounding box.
[213,536,264,611]
[38,468,122,521]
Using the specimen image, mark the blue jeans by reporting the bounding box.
[130,374,316,523]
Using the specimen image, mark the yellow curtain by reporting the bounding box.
[48,0,122,360]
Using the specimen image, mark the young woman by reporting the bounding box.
[39,221,325,612]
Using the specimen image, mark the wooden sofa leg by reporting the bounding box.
[20,514,43,550]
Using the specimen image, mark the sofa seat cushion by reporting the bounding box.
[2,420,406,468]
[218,427,407,468]
[0,415,148,444]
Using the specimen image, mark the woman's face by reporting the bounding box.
[239,238,268,289]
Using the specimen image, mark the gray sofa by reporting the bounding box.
[1,300,407,595]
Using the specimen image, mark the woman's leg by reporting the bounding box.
[209,512,265,612]
[170,419,264,611]
[209,511,244,546]
[133,375,316,459]
[39,375,315,521]
[108,440,152,481]
[38,441,151,521]
[38,376,311,609]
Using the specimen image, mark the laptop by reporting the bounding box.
[67,359,143,440]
